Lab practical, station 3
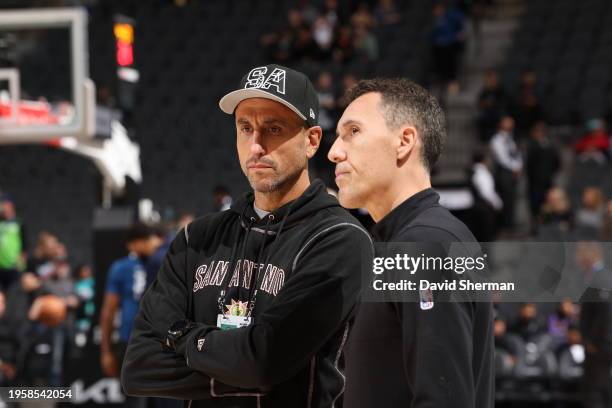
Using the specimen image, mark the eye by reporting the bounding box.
[268,126,282,134]
[240,125,253,134]
[350,126,359,135]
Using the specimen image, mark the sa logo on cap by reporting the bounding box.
[244,66,286,95]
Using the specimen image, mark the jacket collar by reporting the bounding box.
[372,188,440,240]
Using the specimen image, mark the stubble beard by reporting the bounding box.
[248,159,305,195]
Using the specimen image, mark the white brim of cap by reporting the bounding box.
[218,88,307,121]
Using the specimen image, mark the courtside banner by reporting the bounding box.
[361,242,612,303]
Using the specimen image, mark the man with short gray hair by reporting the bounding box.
[329,78,494,408]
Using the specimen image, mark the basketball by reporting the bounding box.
[35,295,68,327]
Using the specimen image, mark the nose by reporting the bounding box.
[328,137,346,163]
[250,130,265,157]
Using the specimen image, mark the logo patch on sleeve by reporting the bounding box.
[419,289,434,310]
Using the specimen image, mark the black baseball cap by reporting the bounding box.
[219,64,319,127]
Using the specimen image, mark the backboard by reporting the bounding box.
[0,8,95,144]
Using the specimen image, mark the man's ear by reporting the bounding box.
[397,125,418,162]
[305,126,323,159]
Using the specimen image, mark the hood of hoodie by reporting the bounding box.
[185,179,345,319]
[229,179,338,233]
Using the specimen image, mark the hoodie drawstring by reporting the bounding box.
[218,200,297,318]
[246,201,295,317]
[244,214,274,311]
[236,216,256,299]
[217,209,253,314]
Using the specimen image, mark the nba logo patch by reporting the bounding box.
[197,338,205,351]
[419,289,434,310]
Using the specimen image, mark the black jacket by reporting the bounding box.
[344,188,495,408]
[580,266,612,358]
[526,138,560,192]
[121,180,373,408]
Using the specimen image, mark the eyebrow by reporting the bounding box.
[235,117,292,127]
[262,118,290,126]
[336,119,364,137]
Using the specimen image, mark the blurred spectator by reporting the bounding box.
[0,290,17,386]
[374,0,402,27]
[297,0,319,25]
[0,193,26,290]
[73,263,95,334]
[539,187,573,233]
[490,116,522,230]
[336,73,359,110]
[565,325,583,350]
[21,237,77,388]
[353,25,379,62]
[469,150,502,241]
[6,273,41,322]
[42,255,76,302]
[493,316,521,358]
[312,15,335,57]
[292,25,321,61]
[513,71,543,139]
[576,187,606,231]
[430,2,466,94]
[332,25,354,64]
[261,28,294,63]
[577,241,612,408]
[477,69,511,141]
[347,3,378,62]
[526,121,560,223]
[316,71,337,133]
[212,185,233,212]
[468,0,490,54]
[578,242,612,300]
[36,242,70,286]
[350,2,375,31]
[313,71,338,185]
[100,223,161,382]
[261,9,305,63]
[574,119,610,164]
[322,0,342,27]
[6,271,67,387]
[288,8,305,34]
[548,300,578,351]
[556,324,584,382]
[601,200,612,240]
[509,303,545,342]
[26,231,61,277]
[37,254,77,387]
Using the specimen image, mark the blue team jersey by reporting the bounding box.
[145,235,172,288]
[105,254,147,342]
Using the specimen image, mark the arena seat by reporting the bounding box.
[504,0,612,125]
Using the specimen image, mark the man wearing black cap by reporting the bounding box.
[121,65,373,408]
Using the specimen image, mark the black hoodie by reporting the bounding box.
[121,180,373,408]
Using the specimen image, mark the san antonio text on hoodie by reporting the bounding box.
[121,180,374,408]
